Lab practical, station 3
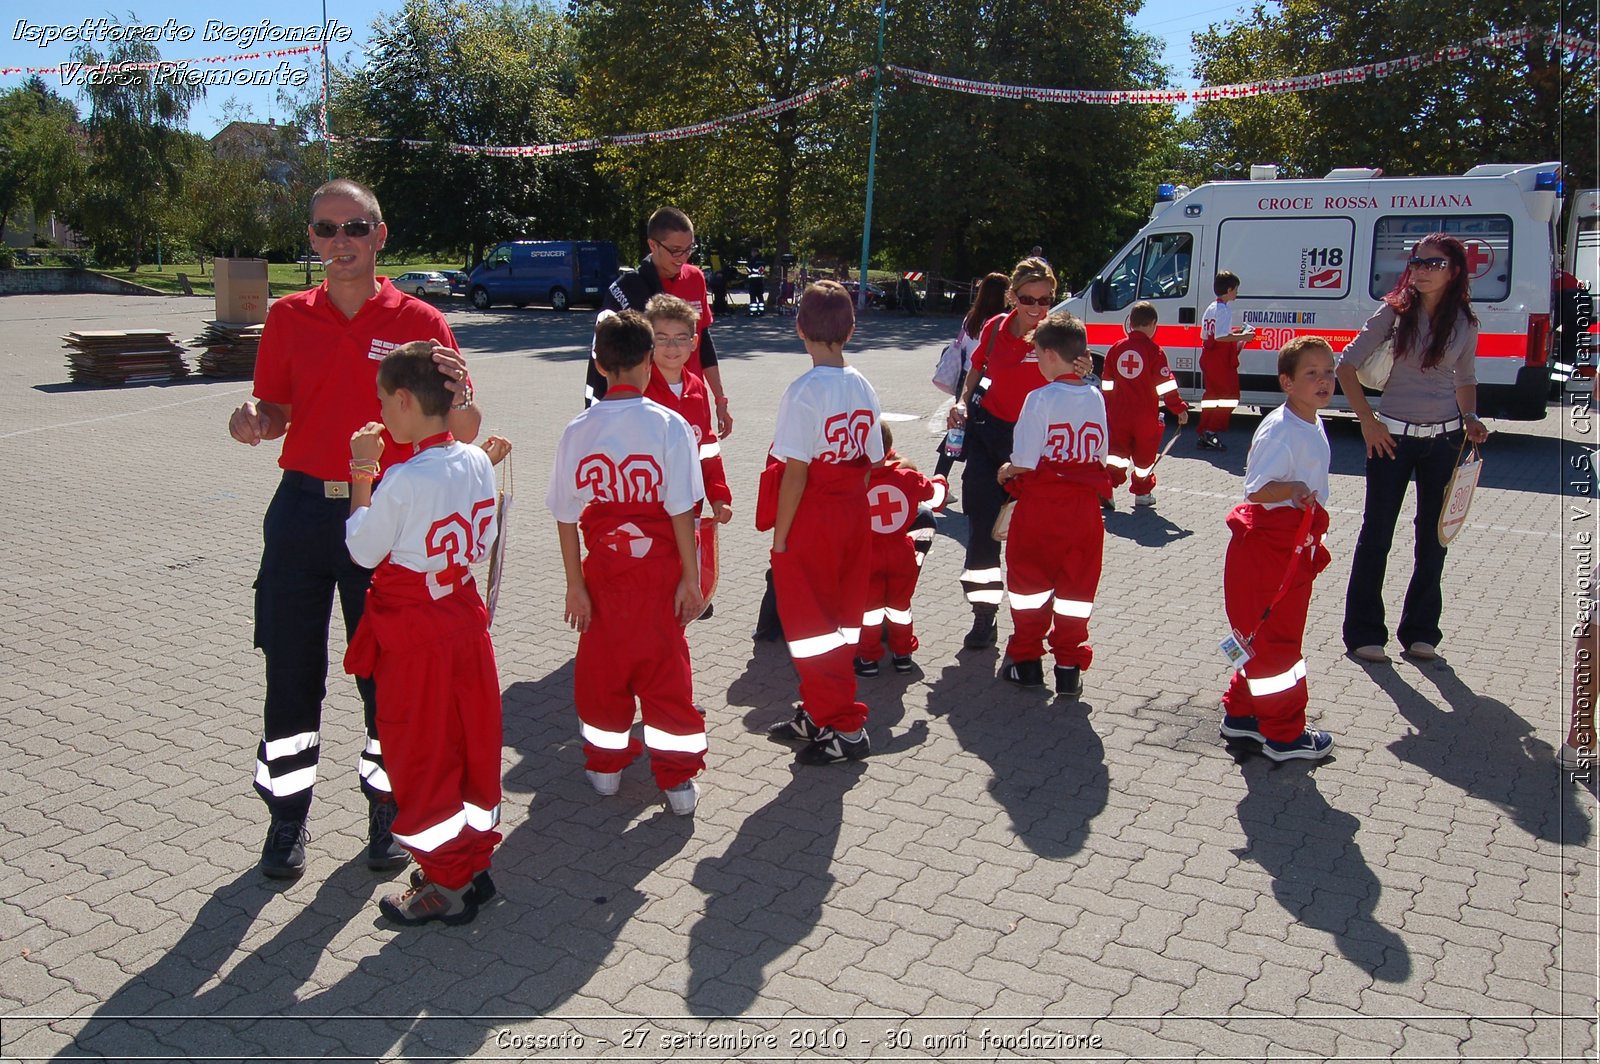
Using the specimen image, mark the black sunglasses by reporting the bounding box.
[310,219,376,238]
[1014,293,1055,306]
[1408,256,1450,272]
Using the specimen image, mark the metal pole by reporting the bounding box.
[855,0,887,310]
[322,0,333,179]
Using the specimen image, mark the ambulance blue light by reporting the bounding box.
[1155,183,1177,202]
[1534,171,1561,194]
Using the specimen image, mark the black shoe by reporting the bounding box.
[411,867,497,906]
[260,816,308,880]
[1054,665,1083,698]
[853,656,880,677]
[698,601,714,620]
[1219,714,1264,743]
[1197,432,1227,452]
[964,610,998,650]
[768,708,825,743]
[891,654,915,674]
[1002,659,1046,687]
[798,729,870,765]
[367,795,411,872]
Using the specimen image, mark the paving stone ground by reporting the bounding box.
[0,292,1594,1062]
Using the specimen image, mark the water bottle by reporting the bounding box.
[945,426,965,459]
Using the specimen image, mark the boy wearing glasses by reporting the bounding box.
[587,207,733,439]
[227,178,482,882]
[1196,270,1256,451]
[642,295,733,527]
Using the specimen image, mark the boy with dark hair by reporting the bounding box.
[997,314,1110,697]
[343,341,502,925]
[1197,270,1256,451]
[766,281,884,764]
[854,423,947,676]
[550,311,708,813]
[1104,300,1188,508]
[587,207,732,438]
[1218,336,1336,762]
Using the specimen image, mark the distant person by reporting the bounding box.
[227,177,481,882]
[995,313,1108,698]
[549,311,707,815]
[587,207,732,438]
[1196,270,1255,450]
[765,281,884,765]
[1103,301,1188,508]
[342,342,505,925]
[1219,337,1337,761]
[1335,234,1489,664]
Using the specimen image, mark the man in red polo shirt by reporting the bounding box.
[227,178,483,881]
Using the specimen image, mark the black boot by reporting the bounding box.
[260,816,308,880]
[1002,659,1045,687]
[367,795,410,872]
[964,606,998,649]
[1054,665,1083,698]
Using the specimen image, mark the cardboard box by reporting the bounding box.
[214,258,270,324]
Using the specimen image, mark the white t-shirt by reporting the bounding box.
[346,442,499,573]
[545,396,703,522]
[1244,404,1331,509]
[1201,299,1233,343]
[1010,378,1108,469]
[771,365,885,465]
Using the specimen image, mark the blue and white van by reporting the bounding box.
[467,240,619,311]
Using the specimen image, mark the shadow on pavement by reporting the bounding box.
[1371,661,1593,847]
[1232,757,1413,982]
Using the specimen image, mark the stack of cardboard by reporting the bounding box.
[63,330,189,385]
[191,321,264,378]
[214,258,270,324]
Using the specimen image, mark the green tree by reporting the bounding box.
[1185,1,1596,188]
[0,78,84,245]
[331,0,604,265]
[64,38,204,268]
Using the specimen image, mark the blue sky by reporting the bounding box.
[0,0,1260,137]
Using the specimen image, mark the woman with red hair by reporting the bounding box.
[1335,233,1491,663]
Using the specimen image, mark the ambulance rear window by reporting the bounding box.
[1371,215,1512,302]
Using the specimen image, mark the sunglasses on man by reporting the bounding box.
[310,219,377,238]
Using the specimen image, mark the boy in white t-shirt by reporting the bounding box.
[1197,270,1256,451]
[343,341,504,926]
[548,311,707,813]
[765,281,885,765]
[1218,336,1337,762]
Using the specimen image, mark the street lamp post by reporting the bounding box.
[855,0,887,311]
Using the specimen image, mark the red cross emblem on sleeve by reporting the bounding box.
[867,484,911,535]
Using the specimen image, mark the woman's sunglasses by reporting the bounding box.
[1408,256,1450,272]
[1014,293,1056,306]
[311,219,376,238]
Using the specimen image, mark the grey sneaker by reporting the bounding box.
[379,877,478,926]
[665,779,700,816]
[586,769,622,796]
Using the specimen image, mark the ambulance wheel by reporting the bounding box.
[549,286,570,311]
[470,286,491,310]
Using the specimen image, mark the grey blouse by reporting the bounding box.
[1337,302,1477,424]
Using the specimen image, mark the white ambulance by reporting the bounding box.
[1059,162,1563,420]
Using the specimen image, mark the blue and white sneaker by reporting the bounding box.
[1263,730,1334,762]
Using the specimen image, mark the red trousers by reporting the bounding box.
[1106,407,1163,496]
[575,532,704,790]
[857,534,921,661]
[1221,503,1330,742]
[346,565,502,892]
[1198,342,1240,434]
[774,462,871,732]
[1004,487,1104,668]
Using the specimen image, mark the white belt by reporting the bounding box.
[1376,413,1462,438]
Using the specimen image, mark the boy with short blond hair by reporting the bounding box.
[343,340,502,926]
[549,311,708,813]
[1197,270,1256,450]
[765,281,884,764]
[1218,335,1336,761]
[1104,300,1188,507]
[997,313,1109,697]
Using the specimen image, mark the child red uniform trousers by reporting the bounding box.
[344,439,502,892]
[1103,331,1187,497]
[1003,378,1110,670]
[547,393,707,787]
[1198,298,1243,435]
[857,457,947,663]
[771,366,884,733]
[1222,404,1332,742]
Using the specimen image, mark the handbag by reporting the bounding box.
[1437,438,1482,546]
[1355,337,1395,391]
[485,452,512,627]
[932,329,971,395]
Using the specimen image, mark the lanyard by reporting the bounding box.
[1241,503,1318,648]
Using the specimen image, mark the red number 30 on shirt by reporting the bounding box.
[1043,421,1106,464]
[821,409,875,463]
[575,453,665,503]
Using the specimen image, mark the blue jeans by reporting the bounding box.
[1343,430,1463,651]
